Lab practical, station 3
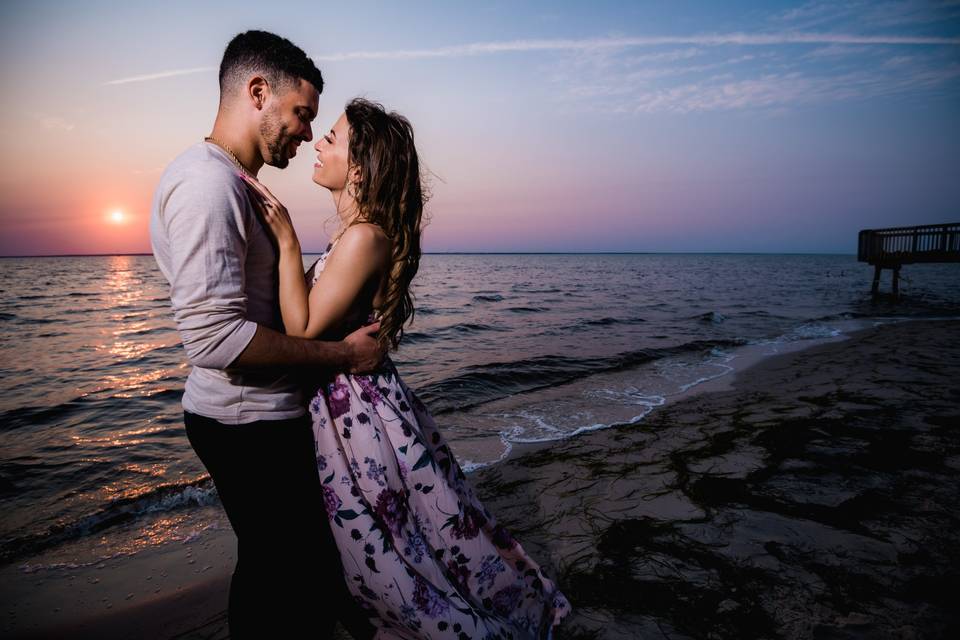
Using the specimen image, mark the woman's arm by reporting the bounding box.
[241,174,390,340]
[239,174,313,336]
[275,235,311,337]
[301,223,390,339]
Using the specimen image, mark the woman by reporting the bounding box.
[241,98,572,639]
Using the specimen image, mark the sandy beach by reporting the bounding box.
[489,318,960,639]
[4,318,958,639]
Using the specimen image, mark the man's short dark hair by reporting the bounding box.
[219,30,324,98]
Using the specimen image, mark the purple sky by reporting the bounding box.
[1,0,958,255]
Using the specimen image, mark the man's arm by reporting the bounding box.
[161,168,258,370]
[230,321,384,373]
[160,165,384,374]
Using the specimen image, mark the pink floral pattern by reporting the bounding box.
[306,241,572,639]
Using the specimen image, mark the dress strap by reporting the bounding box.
[325,235,344,255]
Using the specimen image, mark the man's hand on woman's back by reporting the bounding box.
[344,321,386,374]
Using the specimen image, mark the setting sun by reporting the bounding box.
[109,210,125,224]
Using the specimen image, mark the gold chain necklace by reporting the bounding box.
[204,136,252,176]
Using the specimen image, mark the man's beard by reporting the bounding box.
[260,108,296,169]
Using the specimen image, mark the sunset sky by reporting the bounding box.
[1,0,958,255]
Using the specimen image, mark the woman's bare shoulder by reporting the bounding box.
[336,223,390,258]
[327,222,391,271]
[341,221,389,245]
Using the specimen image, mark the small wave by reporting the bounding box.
[677,350,736,392]
[140,387,185,402]
[149,343,187,356]
[788,323,843,340]
[0,477,219,565]
[584,317,619,326]
[400,331,438,345]
[692,311,726,324]
[809,310,878,323]
[498,394,666,445]
[505,306,548,313]
[510,286,562,294]
[113,325,171,338]
[471,294,504,303]
[582,316,647,327]
[751,314,960,349]
[449,322,505,334]
[746,322,843,347]
[1,400,88,431]
[8,316,57,325]
[404,323,505,345]
[459,438,516,474]
[1,382,184,431]
[420,338,748,414]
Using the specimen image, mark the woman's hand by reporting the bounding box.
[240,174,300,252]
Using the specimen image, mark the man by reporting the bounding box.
[150,30,379,639]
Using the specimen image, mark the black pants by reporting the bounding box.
[184,410,377,640]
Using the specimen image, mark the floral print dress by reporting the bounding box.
[305,241,572,639]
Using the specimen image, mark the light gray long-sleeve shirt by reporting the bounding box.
[149,141,305,424]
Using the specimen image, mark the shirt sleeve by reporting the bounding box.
[160,167,258,370]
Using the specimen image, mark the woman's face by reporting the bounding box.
[312,112,351,190]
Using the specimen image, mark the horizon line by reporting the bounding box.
[0,251,860,258]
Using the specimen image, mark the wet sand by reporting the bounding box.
[5,318,958,639]
[487,318,960,639]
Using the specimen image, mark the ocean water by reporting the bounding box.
[1,253,958,570]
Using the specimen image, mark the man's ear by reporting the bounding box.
[247,76,269,110]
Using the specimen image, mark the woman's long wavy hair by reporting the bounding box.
[344,97,426,351]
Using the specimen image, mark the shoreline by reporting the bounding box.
[3,317,958,638]
[495,318,882,467]
[1,515,236,640]
[478,317,960,638]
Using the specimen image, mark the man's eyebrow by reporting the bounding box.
[298,106,316,119]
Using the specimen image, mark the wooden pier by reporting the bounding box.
[858,222,960,296]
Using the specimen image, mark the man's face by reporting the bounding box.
[259,77,319,169]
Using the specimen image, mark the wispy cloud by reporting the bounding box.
[103,32,959,85]
[312,33,959,62]
[30,113,75,131]
[102,26,960,116]
[562,52,762,99]
[103,66,215,86]
[800,43,874,59]
[773,0,960,30]
[561,58,960,114]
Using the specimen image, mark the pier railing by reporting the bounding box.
[858,223,960,266]
[857,222,960,296]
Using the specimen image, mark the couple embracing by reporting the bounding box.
[150,30,571,639]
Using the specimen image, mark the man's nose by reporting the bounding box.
[302,123,313,142]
